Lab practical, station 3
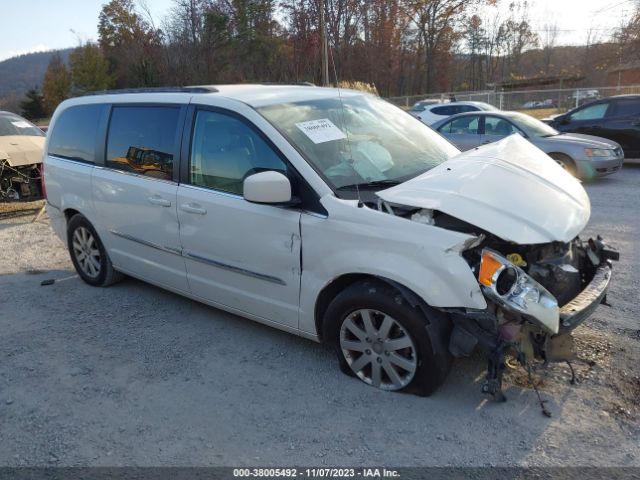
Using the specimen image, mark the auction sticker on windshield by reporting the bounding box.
[296,118,347,144]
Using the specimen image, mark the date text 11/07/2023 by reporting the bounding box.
[233,468,401,478]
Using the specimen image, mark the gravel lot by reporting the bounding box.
[0,167,638,467]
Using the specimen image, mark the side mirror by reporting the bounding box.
[243,171,292,204]
[559,115,570,125]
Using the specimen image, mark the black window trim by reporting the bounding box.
[181,104,327,216]
[102,102,187,183]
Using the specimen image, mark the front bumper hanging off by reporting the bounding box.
[558,261,612,333]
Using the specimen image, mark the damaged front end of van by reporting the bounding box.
[377,136,618,400]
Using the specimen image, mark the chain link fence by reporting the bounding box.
[387,85,640,114]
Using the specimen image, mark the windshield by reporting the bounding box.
[0,113,45,137]
[257,95,459,190]
[509,112,559,137]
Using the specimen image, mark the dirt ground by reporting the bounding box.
[0,168,638,467]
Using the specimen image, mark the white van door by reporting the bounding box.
[92,104,189,293]
[176,109,301,328]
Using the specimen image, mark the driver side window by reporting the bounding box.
[569,102,609,121]
[190,110,287,195]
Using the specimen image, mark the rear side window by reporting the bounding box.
[458,105,479,113]
[441,116,480,134]
[431,106,455,116]
[613,99,640,117]
[106,106,180,180]
[48,104,103,163]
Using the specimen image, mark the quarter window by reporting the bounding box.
[48,105,103,163]
[106,106,180,180]
[190,110,287,195]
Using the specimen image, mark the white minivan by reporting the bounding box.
[44,85,617,399]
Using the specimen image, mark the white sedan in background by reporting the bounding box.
[417,101,497,125]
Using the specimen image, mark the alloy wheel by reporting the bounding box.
[339,309,418,391]
[72,227,101,278]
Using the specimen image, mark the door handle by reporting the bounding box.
[147,195,171,207]
[180,203,207,215]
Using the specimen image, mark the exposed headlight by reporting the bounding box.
[584,148,614,157]
[478,249,559,334]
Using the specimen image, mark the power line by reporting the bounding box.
[592,0,634,14]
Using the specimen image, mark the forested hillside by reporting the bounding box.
[0,49,72,112]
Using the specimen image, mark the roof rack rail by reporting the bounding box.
[83,86,218,96]
[259,82,316,87]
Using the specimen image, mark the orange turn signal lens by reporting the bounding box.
[478,252,503,286]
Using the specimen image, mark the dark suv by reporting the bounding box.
[546,95,640,158]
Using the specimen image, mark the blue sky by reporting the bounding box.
[0,0,633,61]
[0,0,173,60]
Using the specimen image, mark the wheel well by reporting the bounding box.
[314,274,427,342]
[548,152,574,164]
[63,208,80,223]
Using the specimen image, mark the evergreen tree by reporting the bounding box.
[19,88,46,120]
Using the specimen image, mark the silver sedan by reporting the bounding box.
[431,111,624,179]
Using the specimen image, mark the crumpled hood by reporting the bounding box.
[377,135,590,244]
[0,135,45,167]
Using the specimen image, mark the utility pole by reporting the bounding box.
[320,0,329,86]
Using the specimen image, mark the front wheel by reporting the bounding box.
[67,214,123,287]
[549,153,577,177]
[323,281,452,396]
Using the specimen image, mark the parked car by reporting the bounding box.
[0,110,45,200]
[432,111,624,179]
[570,89,600,106]
[545,95,640,158]
[44,85,617,400]
[408,99,444,117]
[522,99,557,110]
[417,101,497,125]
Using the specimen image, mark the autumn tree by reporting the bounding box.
[163,0,231,84]
[98,0,163,87]
[498,1,537,77]
[406,0,483,93]
[69,43,116,94]
[42,53,71,115]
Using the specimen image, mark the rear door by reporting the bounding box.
[436,115,482,150]
[603,98,640,157]
[91,103,189,293]
[176,107,302,328]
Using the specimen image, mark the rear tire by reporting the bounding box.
[67,214,123,287]
[323,280,452,396]
[549,153,577,177]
